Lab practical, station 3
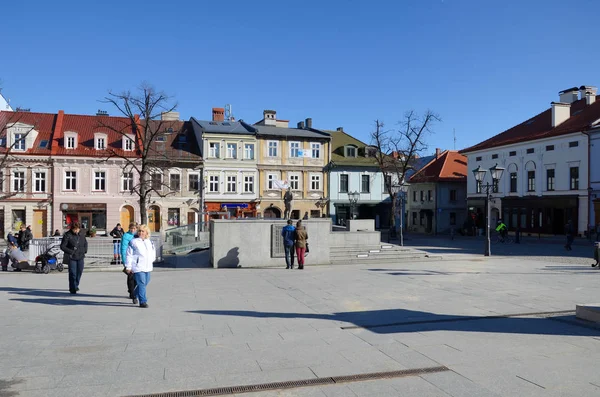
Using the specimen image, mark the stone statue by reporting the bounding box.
[283,188,293,219]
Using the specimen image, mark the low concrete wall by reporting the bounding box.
[210,219,332,268]
[345,219,375,232]
[330,231,381,248]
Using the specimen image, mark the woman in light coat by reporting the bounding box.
[125,224,156,308]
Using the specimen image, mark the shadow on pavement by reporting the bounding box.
[189,308,600,337]
[0,379,23,397]
[9,297,132,307]
[0,287,125,299]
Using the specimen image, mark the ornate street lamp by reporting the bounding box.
[348,191,360,220]
[472,163,505,256]
[316,197,329,217]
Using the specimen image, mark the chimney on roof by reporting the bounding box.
[161,111,180,121]
[212,108,224,122]
[586,91,596,106]
[297,121,305,129]
[305,118,312,129]
[96,109,108,116]
[559,87,579,104]
[580,85,598,102]
[551,102,571,127]
[263,110,276,126]
[336,127,343,132]
[435,148,441,159]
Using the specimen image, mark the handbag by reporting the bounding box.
[62,253,71,265]
[305,242,310,253]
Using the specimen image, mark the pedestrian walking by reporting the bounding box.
[565,220,574,251]
[281,220,296,269]
[125,224,156,308]
[109,223,124,263]
[121,222,138,302]
[60,222,88,294]
[294,220,308,270]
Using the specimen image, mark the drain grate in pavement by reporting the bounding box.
[122,366,448,397]
[340,309,575,330]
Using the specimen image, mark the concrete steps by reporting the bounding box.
[330,244,428,264]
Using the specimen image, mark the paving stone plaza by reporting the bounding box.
[2,236,600,397]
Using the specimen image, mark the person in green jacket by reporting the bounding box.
[121,222,138,302]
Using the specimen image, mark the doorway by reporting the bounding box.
[264,206,281,218]
[120,205,134,228]
[32,210,47,238]
[148,206,161,232]
[79,213,92,235]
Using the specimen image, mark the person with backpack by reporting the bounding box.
[121,223,138,302]
[60,222,88,294]
[281,220,296,269]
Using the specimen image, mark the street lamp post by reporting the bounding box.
[316,197,328,217]
[472,163,505,256]
[348,191,360,220]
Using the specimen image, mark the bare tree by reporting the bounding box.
[371,110,440,230]
[98,83,179,224]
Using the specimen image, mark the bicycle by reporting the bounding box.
[492,232,513,244]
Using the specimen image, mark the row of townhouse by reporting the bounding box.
[0,105,394,238]
[462,85,600,236]
[0,110,202,238]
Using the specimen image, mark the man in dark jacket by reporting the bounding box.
[17,225,32,251]
[60,222,88,294]
[281,220,296,269]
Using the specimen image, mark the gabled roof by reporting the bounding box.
[190,118,256,135]
[409,150,467,183]
[147,120,202,163]
[0,111,55,156]
[330,130,378,166]
[462,96,600,153]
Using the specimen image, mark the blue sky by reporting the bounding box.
[2,0,599,153]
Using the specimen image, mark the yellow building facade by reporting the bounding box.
[255,119,331,219]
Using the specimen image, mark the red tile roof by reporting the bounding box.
[461,96,600,153]
[0,111,56,156]
[409,150,467,183]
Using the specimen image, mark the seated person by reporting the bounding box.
[8,244,29,271]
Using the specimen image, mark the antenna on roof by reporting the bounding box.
[453,128,456,150]
[224,104,234,122]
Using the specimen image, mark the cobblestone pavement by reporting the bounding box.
[2,246,600,396]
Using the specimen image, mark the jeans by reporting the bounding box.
[126,272,137,298]
[113,242,121,255]
[134,272,151,304]
[68,259,84,292]
[295,247,306,267]
[284,245,295,268]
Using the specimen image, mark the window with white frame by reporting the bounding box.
[209,142,220,158]
[310,174,321,190]
[122,172,134,192]
[65,171,77,191]
[66,136,76,149]
[361,174,370,193]
[289,174,300,190]
[311,143,320,158]
[244,175,254,193]
[244,143,254,160]
[226,175,236,193]
[226,143,237,159]
[123,135,134,151]
[290,142,301,158]
[151,173,162,191]
[93,171,106,191]
[12,171,25,192]
[33,171,46,192]
[209,175,219,193]
[95,134,107,150]
[268,141,278,157]
[170,173,181,191]
[267,173,277,190]
[13,133,26,151]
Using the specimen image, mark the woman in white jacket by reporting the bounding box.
[125,224,156,308]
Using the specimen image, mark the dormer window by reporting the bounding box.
[345,145,357,157]
[13,133,26,151]
[123,134,134,151]
[94,133,107,150]
[64,132,78,149]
